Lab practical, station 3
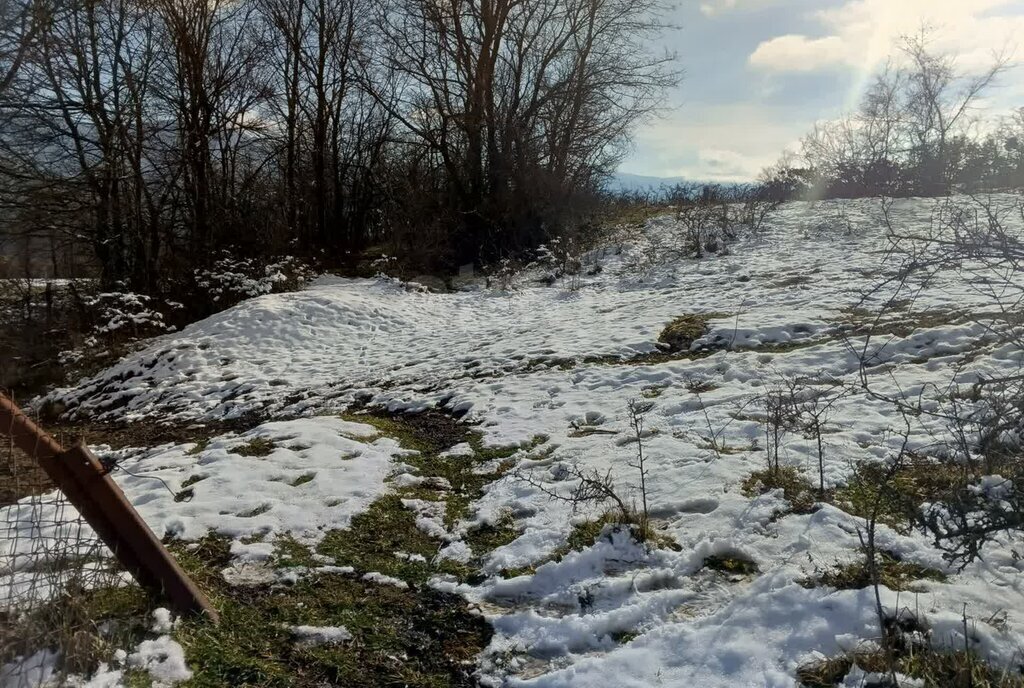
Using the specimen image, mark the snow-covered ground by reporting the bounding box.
[8,196,1024,686]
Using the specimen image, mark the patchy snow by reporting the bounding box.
[19,196,1024,684]
[361,571,411,589]
[126,635,192,686]
[0,650,59,688]
[290,625,353,646]
[150,608,177,634]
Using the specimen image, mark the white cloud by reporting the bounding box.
[748,0,1023,74]
[624,104,809,181]
[699,0,783,18]
[699,0,738,17]
[690,148,768,181]
[749,35,851,71]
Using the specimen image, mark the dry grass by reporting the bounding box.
[741,466,823,515]
[804,550,946,592]
[833,456,972,533]
[231,436,277,457]
[798,647,1024,687]
[658,313,724,353]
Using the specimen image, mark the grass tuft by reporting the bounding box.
[232,437,276,457]
[290,472,316,487]
[834,457,969,532]
[805,550,946,592]
[702,554,759,576]
[741,466,822,515]
[798,647,1024,687]
[658,314,715,353]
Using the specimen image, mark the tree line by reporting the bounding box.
[0,0,675,292]
[764,30,1022,200]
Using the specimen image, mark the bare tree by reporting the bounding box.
[0,0,43,95]
[792,28,1010,199]
[899,28,1010,195]
[371,0,677,264]
[1,0,169,289]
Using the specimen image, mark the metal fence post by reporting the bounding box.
[0,393,218,622]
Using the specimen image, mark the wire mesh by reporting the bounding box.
[1,404,127,687]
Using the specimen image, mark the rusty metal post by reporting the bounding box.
[0,393,219,622]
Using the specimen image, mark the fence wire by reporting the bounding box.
[1,406,127,687]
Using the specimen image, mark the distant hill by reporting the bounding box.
[606,172,688,194]
[606,172,747,197]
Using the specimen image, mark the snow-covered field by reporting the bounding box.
[7,196,1024,686]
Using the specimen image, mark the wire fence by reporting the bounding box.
[0,400,129,686]
[0,391,216,686]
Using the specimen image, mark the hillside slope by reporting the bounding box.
[10,197,1024,686]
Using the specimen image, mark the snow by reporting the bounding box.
[290,625,353,646]
[150,608,177,634]
[0,650,59,688]
[0,635,192,688]
[126,635,192,685]
[362,571,411,589]
[16,196,1024,684]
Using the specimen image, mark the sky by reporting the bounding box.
[620,0,1024,182]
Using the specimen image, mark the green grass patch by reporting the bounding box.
[175,474,207,502]
[318,495,441,584]
[181,474,206,489]
[565,513,622,552]
[641,385,666,398]
[554,512,679,560]
[462,511,520,555]
[323,409,547,583]
[499,564,540,579]
[36,409,542,685]
[238,504,272,518]
[684,378,719,394]
[339,409,468,455]
[273,535,319,568]
[165,527,490,688]
[610,630,640,644]
[568,427,619,438]
[173,569,490,688]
